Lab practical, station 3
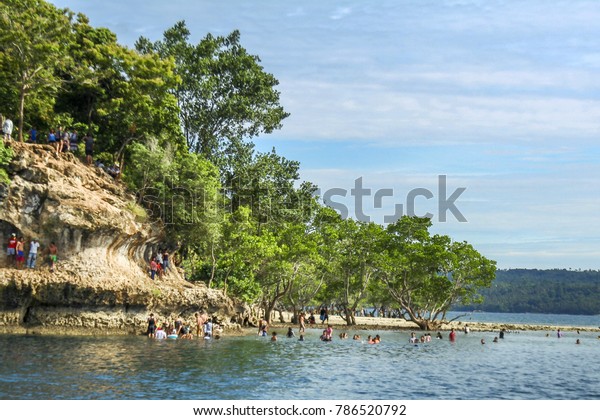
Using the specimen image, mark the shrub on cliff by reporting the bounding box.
[0,140,13,184]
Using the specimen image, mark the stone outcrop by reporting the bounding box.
[0,141,247,335]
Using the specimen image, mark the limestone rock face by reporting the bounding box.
[0,142,247,335]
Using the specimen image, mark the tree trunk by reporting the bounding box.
[208,242,216,288]
[290,305,298,324]
[346,308,356,326]
[18,86,26,142]
[263,301,277,324]
[412,318,441,331]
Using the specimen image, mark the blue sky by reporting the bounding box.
[50,0,600,269]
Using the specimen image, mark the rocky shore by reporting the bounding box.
[0,142,248,335]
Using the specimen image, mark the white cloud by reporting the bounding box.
[330,7,352,20]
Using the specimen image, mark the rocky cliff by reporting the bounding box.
[0,141,246,335]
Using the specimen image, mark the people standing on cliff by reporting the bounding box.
[56,126,64,145]
[156,252,164,277]
[147,313,157,338]
[69,130,78,152]
[15,237,25,269]
[162,251,170,273]
[60,132,70,154]
[47,129,58,155]
[28,127,38,143]
[47,242,58,272]
[149,258,158,280]
[2,117,13,140]
[27,238,40,269]
[6,233,17,266]
[84,133,94,165]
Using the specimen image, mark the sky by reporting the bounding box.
[50,0,600,270]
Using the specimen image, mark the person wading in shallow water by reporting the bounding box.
[195,312,207,337]
[449,328,457,342]
[298,312,306,334]
[147,313,157,338]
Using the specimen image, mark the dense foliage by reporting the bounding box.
[0,0,498,329]
[453,269,600,315]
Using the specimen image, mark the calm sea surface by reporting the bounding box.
[1,312,599,400]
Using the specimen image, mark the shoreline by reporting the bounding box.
[2,314,599,337]
[266,314,600,334]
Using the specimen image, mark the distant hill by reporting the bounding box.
[453,269,600,315]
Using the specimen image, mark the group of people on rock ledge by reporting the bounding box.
[5,234,58,272]
[148,250,170,280]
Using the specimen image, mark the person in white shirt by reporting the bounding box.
[27,239,40,269]
[2,118,13,140]
[203,319,213,338]
[155,327,167,340]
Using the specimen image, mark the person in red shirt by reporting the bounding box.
[449,328,457,342]
[150,258,158,280]
[7,233,17,266]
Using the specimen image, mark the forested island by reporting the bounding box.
[2,0,502,333]
[453,269,600,315]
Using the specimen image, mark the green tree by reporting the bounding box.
[314,208,385,326]
[256,222,322,324]
[381,216,496,330]
[123,139,221,262]
[58,15,184,161]
[210,206,272,301]
[136,23,289,168]
[0,0,73,141]
[226,148,318,227]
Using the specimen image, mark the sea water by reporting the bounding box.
[1,317,599,400]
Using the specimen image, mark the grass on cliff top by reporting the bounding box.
[126,201,148,222]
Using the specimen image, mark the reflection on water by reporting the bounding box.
[1,328,599,400]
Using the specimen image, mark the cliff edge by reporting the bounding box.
[0,141,246,335]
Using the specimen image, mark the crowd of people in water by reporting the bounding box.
[147,312,222,340]
[146,308,593,345]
